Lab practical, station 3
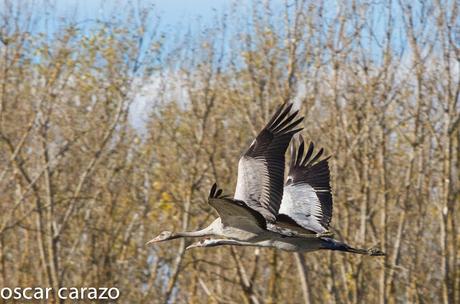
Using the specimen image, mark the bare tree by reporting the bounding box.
[0,0,458,303]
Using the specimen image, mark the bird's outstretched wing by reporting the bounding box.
[208,183,266,232]
[277,136,333,234]
[234,102,304,223]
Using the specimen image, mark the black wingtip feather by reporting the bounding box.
[273,110,300,136]
[295,138,305,166]
[309,148,324,165]
[266,103,285,127]
[290,139,330,170]
[210,183,227,199]
[210,183,217,198]
[303,142,314,165]
[269,102,293,130]
[287,128,303,137]
[277,115,303,134]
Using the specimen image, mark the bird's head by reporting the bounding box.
[146,231,176,245]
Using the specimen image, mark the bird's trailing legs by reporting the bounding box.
[316,230,333,238]
[321,238,385,256]
[292,230,333,239]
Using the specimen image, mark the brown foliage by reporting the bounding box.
[0,0,458,303]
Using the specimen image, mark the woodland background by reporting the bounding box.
[0,0,458,303]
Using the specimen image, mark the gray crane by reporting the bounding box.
[147,102,330,246]
[185,238,384,255]
[186,136,384,256]
[147,102,384,256]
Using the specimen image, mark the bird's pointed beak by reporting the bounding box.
[145,236,161,246]
[185,242,201,250]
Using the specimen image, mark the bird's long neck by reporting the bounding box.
[174,223,216,239]
[206,239,269,248]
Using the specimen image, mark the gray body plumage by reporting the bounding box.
[200,237,323,252]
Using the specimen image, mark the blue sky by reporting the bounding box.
[2,0,408,61]
[17,0,254,34]
[1,0,443,130]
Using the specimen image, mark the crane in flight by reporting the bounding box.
[186,137,384,255]
[147,101,384,256]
